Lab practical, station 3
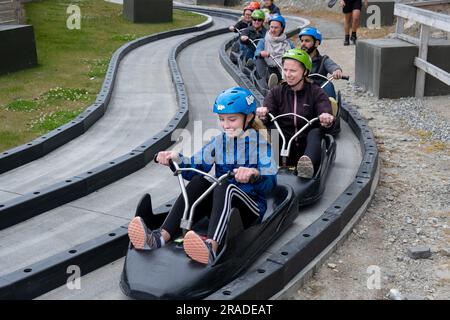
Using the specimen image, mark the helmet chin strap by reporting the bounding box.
[289,72,307,89]
[243,113,256,131]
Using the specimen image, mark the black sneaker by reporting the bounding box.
[183,230,217,265]
[344,38,350,46]
[128,217,163,250]
[351,35,357,45]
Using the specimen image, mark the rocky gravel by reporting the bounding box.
[348,87,450,142]
[285,38,450,300]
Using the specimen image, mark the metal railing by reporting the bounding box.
[394,1,450,97]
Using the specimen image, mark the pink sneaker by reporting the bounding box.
[183,230,217,265]
[128,217,163,250]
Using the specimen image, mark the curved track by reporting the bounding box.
[0,15,237,299]
[0,25,214,203]
[0,16,231,278]
[38,15,360,299]
[39,17,240,300]
[0,5,377,300]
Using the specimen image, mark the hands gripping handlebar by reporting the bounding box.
[153,153,257,231]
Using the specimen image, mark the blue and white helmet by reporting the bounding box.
[269,14,286,30]
[299,26,322,43]
[213,87,257,115]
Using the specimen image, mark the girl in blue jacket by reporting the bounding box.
[128,87,277,265]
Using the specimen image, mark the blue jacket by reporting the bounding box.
[178,131,277,218]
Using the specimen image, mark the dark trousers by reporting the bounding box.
[240,44,255,62]
[230,39,240,63]
[343,0,362,13]
[321,82,336,99]
[283,128,323,170]
[255,57,282,84]
[161,175,260,244]
[312,78,337,99]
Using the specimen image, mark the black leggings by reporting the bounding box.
[161,175,260,244]
[284,127,323,169]
[255,57,282,84]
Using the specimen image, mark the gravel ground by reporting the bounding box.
[285,38,450,300]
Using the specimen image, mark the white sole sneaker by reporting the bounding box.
[268,73,279,90]
[183,231,216,265]
[128,217,162,250]
[128,217,146,250]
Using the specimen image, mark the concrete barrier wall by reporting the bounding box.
[355,38,450,98]
[360,1,395,28]
[123,0,173,23]
[0,25,37,75]
[196,0,240,6]
[197,0,225,5]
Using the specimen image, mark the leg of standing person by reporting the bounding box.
[350,0,363,44]
[341,0,353,45]
[343,13,352,45]
[351,9,361,44]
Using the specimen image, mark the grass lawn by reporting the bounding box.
[0,0,205,152]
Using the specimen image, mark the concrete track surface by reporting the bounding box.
[0,15,231,281]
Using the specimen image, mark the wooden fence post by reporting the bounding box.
[415,24,430,98]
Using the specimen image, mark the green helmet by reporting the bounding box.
[251,9,265,20]
[282,48,312,72]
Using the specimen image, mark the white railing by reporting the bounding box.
[394,1,450,97]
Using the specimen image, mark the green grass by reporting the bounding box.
[85,58,110,78]
[41,87,91,101]
[0,130,22,150]
[4,99,40,112]
[110,34,139,42]
[0,0,205,152]
[31,108,85,131]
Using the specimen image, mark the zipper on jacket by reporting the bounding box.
[293,91,298,136]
